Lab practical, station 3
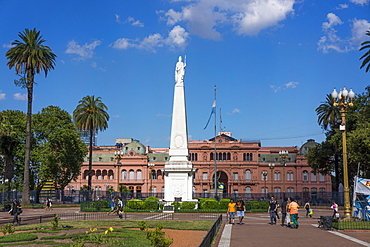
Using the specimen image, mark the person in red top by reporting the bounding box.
[288,198,300,229]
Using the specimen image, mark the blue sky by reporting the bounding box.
[1,0,369,148]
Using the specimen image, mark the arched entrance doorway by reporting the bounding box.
[213,171,229,194]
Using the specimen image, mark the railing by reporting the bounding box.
[0,190,347,207]
[199,214,222,247]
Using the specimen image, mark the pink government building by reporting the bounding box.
[68,132,331,201]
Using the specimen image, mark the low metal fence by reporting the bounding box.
[199,214,223,247]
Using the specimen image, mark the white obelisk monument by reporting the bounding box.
[164,56,196,202]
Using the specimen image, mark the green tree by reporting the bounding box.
[73,95,109,191]
[32,106,87,195]
[360,29,370,72]
[5,28,56,205]
[315,94,340,131]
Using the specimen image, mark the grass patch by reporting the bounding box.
[0,232,38,243]
[332,221,370,230]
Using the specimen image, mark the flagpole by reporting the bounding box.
[213,85,217,199]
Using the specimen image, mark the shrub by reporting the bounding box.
[127,199,144,209]
[219,199,231,210]
[0,223,15,235]
[181,201,195,210]
[146,224,173,247]
[144,197,159,211]
[51,216,60,230]
[200,199,218,210]
[171,201,181,211]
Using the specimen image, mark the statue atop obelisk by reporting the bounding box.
[164,56,196,202]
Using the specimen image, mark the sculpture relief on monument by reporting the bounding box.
[164,55,196,202]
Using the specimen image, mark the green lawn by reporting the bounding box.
[0,219,214,247]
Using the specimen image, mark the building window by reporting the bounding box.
[319,188,326,192]
[246,187,252,198]
[233,172,238,180]
[303,187,309,192]
[319,173,325,182]
[287,172,294,181]
[129,170,134,180]
[202,172,208,181]
[274,187,281,193]
[303,171,308,181]
[274,172,281,181]
[233,190,238,196]
[137,170,142,180]
[245,170,251,180]
[262,187,268,194]
[243,153,253,161]
[122,170,127,180]
[190,153,198,161]
[312,187,317,192]
[311,171,316,182]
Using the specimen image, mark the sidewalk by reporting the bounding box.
[218,209,370,247]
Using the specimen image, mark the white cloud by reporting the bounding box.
[112,26,189,52]
[351,19,370,46]
[270,81,299,92]
[137,33,164,52]
[318,13,370,53]
[13,93,27,100]
[336,4,349,9]
[349,0,369,5]
[232,109,240,114]
[2,43,14,48]
[161,0,295,39]
[0,92,6,100]
[65,40,102,60]
[111,38,133,49]
[91,62,106,72]
[127,17,144,27]
[166,25,189,49]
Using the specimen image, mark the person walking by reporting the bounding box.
[304,200,311,217]
[285,197,291,227]
[117,198,124,219]
[9,200,22,226]
[268,196,279,225]
[280,197,288,226]
[236,197,246,224]
[107,197,116,215]
[331,201,338,218]
[227,199,236,225]
[289,198,300,229]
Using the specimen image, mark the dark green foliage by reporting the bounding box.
[218,199,231,209]
[126,199,144,209]
[200,199,218,209]
[146,224,174,247]
[181,201,195,210]
[51,216,60,230]
[0,223,15,235]
[139,221,148,231]
[144,197,160,211]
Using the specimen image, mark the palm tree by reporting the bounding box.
[73,95,109,191]
[6,28,56,205]
[360,29,370,72]
[315,94,340,131]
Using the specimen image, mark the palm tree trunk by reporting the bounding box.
[88,126,93,191]
[22,76,33,205]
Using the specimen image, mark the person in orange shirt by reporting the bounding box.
[227,199,236,225]
[288,198,300,229]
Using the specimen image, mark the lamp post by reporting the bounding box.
[148,163,155,195]
[114,151,123,192]
[279,150,288,198]
[262,171,268,198]
[268,163,275,195]
[331,87,355,218]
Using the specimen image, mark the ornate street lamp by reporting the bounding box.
[114,151,123,191]
[148,163,155,195]
[331,87,355,218]
[268,163,275,195]
[262,171,268,198]
[279,150,289,198]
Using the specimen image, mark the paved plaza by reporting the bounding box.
[218,209,370,247]
[1,207,369,246]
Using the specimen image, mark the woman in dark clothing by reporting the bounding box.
[9,200,22,226]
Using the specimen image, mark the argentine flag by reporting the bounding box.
[204,100,216,130]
